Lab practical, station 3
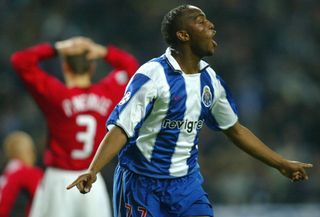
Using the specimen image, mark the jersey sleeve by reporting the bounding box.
[22,167,43,198]
[107,63,157,138]
[98,45,139,106]
[0,173,22,216]
[206,75,238,130]
[98,45,139,93]
[0,166,43,217]
[10,43,66,111]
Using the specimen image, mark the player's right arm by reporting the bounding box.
[10,43,66,109]
[66,125,127,193]
[11,43,57,89]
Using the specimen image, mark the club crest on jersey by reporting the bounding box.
[202,85,212,107]
[119,91,131,105]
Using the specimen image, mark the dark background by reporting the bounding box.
[0,0,319,216]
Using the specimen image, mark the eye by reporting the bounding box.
[197,18,205,24]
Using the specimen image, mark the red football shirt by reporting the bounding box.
[11,43,139,170]
[0,160,43,217]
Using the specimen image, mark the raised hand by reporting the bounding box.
[85,42,107,60]
[55,36,93,56]
[55,36,107,60]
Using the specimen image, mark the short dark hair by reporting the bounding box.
[64,50,92,75]
[161,5,189,47]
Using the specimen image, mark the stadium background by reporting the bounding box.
[0,0,319,216]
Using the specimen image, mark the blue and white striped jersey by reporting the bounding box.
[107,48,238,178]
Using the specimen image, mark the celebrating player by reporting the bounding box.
[67,5,313,217]
[11,36,139,217]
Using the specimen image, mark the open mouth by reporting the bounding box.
[212,39,218,47]
[211,30,217,47]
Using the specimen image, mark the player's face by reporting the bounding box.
[182,6,217,57]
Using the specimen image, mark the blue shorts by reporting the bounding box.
[113,164,214,217]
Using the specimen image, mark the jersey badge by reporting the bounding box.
[202,85,212,107]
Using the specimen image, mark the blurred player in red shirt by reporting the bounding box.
[11,37,139,217]
[0,131,43,217]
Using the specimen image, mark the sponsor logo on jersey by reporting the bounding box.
[202,85,212,107]
[161,119,204,133]
[119,91,131,105]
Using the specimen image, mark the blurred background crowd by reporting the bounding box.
[0,0,319,214]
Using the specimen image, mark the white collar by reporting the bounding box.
[164,47,210,73]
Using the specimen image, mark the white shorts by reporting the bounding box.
[29,167,112,217]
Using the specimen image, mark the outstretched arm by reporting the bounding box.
[224,121,313,181]
[66,125,127,193]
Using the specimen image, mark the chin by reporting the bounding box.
[205,48,214,56]
[204,44,215,56]
[195,46,214,58]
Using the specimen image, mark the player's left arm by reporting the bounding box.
[11,43,67,111]
[104,45,139,77]
[90,43,139,102]
[11,43,57,84]
[98,45,139,91]
[223,121,313,181]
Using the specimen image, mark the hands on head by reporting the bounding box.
[278,160,313,182]
[55,36,107,60]
[66,171,97,194]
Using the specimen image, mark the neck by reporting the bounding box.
[171,47,201,74]
[65,74,92,88]
[12,155,34,167]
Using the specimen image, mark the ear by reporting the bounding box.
[176,30,190,42]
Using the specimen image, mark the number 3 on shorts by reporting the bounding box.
[71,115,97,159]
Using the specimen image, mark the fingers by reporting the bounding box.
[291,171,305,182]
[86,43,107,60]
[55,36,106,60]
[301,163,313,168]
[76,176,89,193]
[291,166,311,182]
[300,168,309,180]
[66,174,94,194]
[83,181,92,193]
[77,181,91,194]
[285,160,313,182]
[66,177,82,190]
[295,162,313,181]
[55,37,94,56]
